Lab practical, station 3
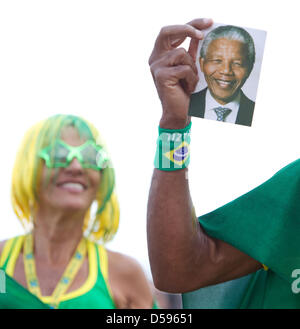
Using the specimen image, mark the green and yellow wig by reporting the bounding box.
[11,114,119,243]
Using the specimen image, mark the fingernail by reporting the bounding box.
[203,18,212,24]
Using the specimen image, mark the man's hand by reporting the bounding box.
[149,18,213,129]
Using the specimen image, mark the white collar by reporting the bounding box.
[206,88,241,114]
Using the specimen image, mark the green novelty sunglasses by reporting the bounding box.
[38,139,109,170]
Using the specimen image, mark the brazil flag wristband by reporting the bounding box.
[154,122,191,171]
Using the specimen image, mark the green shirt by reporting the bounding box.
[0,236,115,309]
[183,158,300,308]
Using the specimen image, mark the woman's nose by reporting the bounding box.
[66,157,83,172]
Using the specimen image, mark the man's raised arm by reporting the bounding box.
[147,19,261,293]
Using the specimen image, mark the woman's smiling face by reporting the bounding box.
[38,126,101,213]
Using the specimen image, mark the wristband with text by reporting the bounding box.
[154,122,191,171]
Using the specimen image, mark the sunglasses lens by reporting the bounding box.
[51,143,69,166]
[80,144,99,167]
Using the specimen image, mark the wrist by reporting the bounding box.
[154,121,191,171]
[159,114,190,130]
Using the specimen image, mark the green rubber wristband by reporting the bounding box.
[154,122,191,171]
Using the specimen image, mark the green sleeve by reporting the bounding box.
[198,158,300,284]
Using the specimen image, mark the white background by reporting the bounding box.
[0,0,299,280]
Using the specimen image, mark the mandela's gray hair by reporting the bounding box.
[200,25,256,73]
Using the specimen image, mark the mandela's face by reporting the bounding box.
[200,38,250,105]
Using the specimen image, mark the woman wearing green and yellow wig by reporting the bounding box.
[0,114,154,309]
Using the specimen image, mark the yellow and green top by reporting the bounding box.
[0,235,116,309]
